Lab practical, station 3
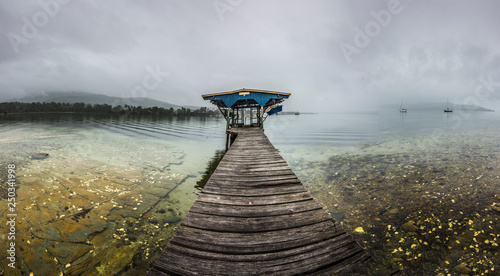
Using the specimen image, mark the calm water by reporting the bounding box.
[269,110,500,275]
[0,110,498,275]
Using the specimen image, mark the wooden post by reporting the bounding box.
[258,107,263,127]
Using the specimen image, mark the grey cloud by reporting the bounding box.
[0,0,499,112]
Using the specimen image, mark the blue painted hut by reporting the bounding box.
[202,88,290,129]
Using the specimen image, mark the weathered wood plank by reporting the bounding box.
[308,250,373,275]
[195,191,312,206]
[215,165,291,172]
[147,267,172,276]
[166,233,354,262]
[201,183,306,196]
[222,151,281,156]
[212,169,297,177]
[149,128,372,275]
[224,149,279,154]
[225,148,274,152]
[215,163,289,170]
[170,220,345,253]
[209,174,299,182]
[170,230,347,256]
[219,158,285,164]
[207,178,302,188]
[218,160,288,166]
[154,239,365,275]
[181,208,333,232]
[190,199,322,217]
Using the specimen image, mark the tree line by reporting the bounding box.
[0,101,220,117]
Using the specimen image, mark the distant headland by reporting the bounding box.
[0,91,218,116]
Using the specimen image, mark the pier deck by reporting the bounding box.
[149,128,372,275]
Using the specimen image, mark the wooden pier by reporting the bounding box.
[148,128,373,275]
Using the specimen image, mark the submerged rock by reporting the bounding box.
[32,153,49,159]
[492,203,500,213]
[163,215,182,224]
[95,242,143,275]
[387,208,399,215]
[24,238,59,275]
[47,241,91,265]
[354,227,365,234]
[454,262,471,274]
[402,221,418,232]
[329,212,345,222]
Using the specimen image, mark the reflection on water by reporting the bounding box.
[265,112,379,148]
[195,149,227,193]
[0,113,226,140]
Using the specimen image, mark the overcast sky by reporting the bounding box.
[1,0,499,112]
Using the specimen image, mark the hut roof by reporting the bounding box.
[202,88,290,109]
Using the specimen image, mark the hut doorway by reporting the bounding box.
[236,107,259,127]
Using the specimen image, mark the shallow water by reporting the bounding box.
[0,114,225,275]
[267,110,500,275]
[0,110,499,275]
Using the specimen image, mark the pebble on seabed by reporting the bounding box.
[1,140,191,276]
[292,139,500,275]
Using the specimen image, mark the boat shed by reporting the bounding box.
[202,88,290,129]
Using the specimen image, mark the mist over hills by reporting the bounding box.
[7,91,199,110]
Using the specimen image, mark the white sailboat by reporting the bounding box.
[400,100,408,113]
[444,99,453,112]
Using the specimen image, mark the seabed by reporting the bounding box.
[285,133,499,275]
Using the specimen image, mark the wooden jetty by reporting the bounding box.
[148,89,386,275]
[149,128,372,275]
